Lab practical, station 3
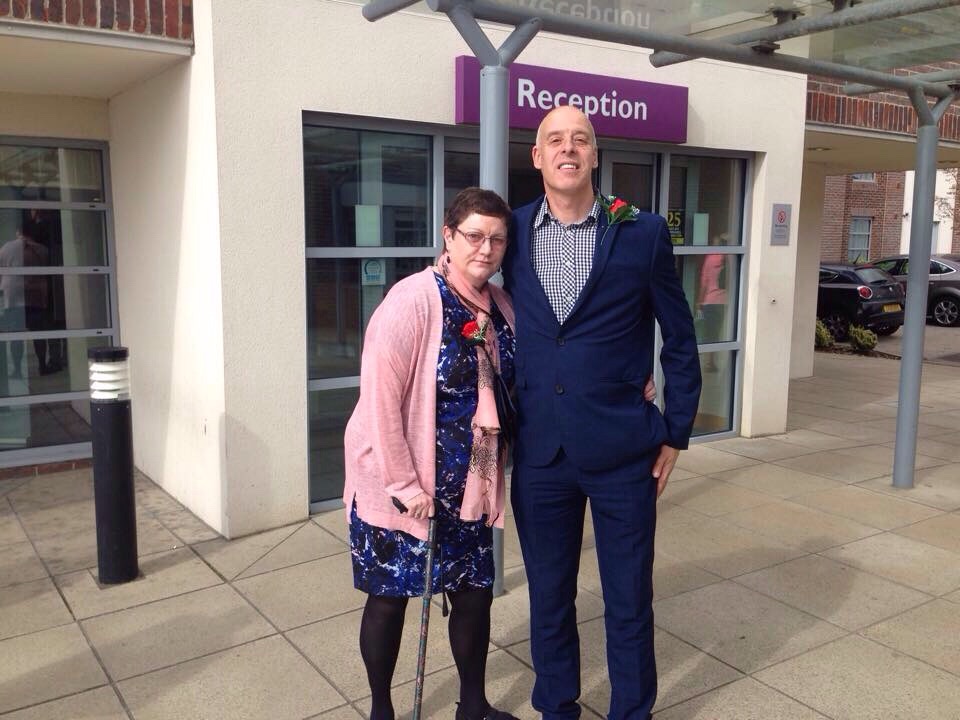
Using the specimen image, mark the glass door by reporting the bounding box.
[599,151,656,211]
[0,141,118,464]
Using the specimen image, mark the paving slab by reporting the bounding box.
[831,443,950,469]
[722,500,879,553]
[674,446,760,476]
[0,687,127,720]
[308,705,364,720]
[653,581,845,673]
[790,484,943,530]
[233,552,365,630]
[56,546,222,619]
[117,635,343,720]
[772,429,864,451]
[859,465,960,511]
[6,472,93,511]
[660,476,776,517]
[862,599,960,677]
[705,463,843,499]
[755,634,960,720]
[381,649,537,720]
[0,624,107,714]
[313,507,349,543]
[653,514,804,579]
[736,554,930,631]
[894,512,960,554]
[774,451,892,484]
[0,540,47,589]
[0,577,73,641]
[703,436,817,461]
[0,503,27,546]
[82,583,275,680]
[654,677,829,720]
[822,533,960,596]
[237,521,348,578]
[193,522,302,580]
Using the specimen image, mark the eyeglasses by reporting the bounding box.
[455,227,508,249]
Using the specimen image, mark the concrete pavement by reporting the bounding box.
[2,352,959,719]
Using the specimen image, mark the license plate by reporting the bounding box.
[883,303,901,312]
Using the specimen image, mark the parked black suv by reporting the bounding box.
[817,264,905,341]
[870,255,960,327]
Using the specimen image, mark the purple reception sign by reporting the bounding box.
[455,56,687,143]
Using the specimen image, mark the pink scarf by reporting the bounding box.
[440,255,503,528]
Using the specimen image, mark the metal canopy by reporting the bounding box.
[360,0,960,593]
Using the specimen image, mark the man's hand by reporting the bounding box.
[652,446,680,498]
[404,492,435,520]
[644,375,657,402]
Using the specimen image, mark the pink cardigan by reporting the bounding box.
[343,268,515,542]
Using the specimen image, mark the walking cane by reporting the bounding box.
[392,497,437,720]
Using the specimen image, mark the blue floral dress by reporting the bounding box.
[350,272,515,596]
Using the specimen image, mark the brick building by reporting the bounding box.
[819,169,960,264]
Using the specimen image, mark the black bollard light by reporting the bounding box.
[88,346,139,584]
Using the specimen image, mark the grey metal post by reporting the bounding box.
[892,90,956,489]
[444,1,539,596]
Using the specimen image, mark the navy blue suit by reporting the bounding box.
[503,197,701,719]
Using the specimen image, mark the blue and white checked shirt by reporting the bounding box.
[530,198,602,323]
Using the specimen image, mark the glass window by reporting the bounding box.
[847,217,871,263]
[444,151,480,210]
[0,335,110,398]
[307,257,433,380]
[309,387,360,506]
[0,145,104,203]
[694,350,735,436]
[873,259,898,273]
[611,161,654,212]
[675,254,739,345]
[303,127,431,248]
[0,274,111,333]
[855,268,892,284]
[931,261,953,275]
[668,156,745,247]
[0,400,92,451]
[0,209,109,267]
[851,172,876,182]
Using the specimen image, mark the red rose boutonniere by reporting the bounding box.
[598,193,640,226]
[461,318,488,346]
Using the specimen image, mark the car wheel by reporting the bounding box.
[874,324,900,336]
[931,296,960,327]
[821,312,850,342]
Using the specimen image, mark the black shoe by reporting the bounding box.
[455,702,520,720]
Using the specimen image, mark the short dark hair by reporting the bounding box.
[443,187,511,230]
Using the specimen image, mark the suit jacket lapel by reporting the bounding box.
[518,199,561,325]
[563,212,621,325]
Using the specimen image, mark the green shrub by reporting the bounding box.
[815,319,834,348]
[848,325,878,352]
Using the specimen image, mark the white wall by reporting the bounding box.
[203,0,807,533]
[791,164,827,379]
[108,2,228,533]
[0,93,109,139]
[901,169,958,254]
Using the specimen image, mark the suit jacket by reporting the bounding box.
[503,195,702,471]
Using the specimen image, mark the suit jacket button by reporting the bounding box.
[555,384,564,395]
[557,337,565,346]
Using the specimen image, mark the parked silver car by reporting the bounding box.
[870,255,960,327]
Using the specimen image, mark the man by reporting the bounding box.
[502,106,702,720]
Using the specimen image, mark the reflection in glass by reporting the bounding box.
[694,350,735,436]
[0,274,111,332]
[0,400,92,451]
[508,142,549,209]
[444,151,480,210]
[0,145,104,203]
[0,209,109,266]
[303,126,431,247]
[309,387,361,504]
[674,254,739,344]
[307,257,433,379]
[0,335,110,399]
[668,155,745,247]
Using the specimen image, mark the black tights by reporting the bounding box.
[359,587,494,720]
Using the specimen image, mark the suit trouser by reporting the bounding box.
[512,448,658,720]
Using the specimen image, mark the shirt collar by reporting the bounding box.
[534,196,602,229]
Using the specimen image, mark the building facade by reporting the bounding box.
[2,1,959,537]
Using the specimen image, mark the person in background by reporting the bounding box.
[697,232,729,371]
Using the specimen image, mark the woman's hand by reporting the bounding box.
[404,492,435,520]
[644,375,657,402]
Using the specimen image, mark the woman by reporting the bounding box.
[697,232,729,370]
[343,187,518,720]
